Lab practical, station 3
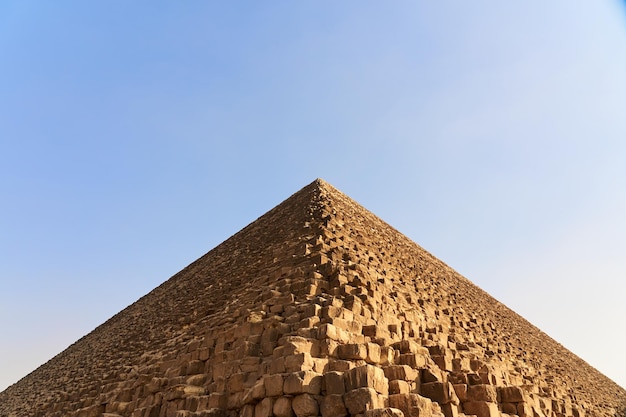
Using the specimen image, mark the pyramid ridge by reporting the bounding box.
[1,180,625,417]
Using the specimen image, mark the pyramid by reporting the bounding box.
[1,179,624,417]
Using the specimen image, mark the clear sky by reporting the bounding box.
[1,1,625,392]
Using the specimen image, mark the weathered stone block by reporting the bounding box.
[389,379,410,394]
[283,371,322,395]
[208,392,228,409]
[498,386,525,403]
[388,393,442,417]
[364,407,405,417]
[366,342,382,364]
[343,387,382,415]
[440,403,459,417]
[380,346,395,366]
[265,374,284,397]
[420,382,456,405]
[452,384,467,402]
[324,371,346,395]
[383,365,418,382]
[321,394,347,417]
[292,394,319,417]
[273,397,294,417]
[284,353,314,372]
[501,403,517,414]
[345,364,389,395]
[337,343,367,360]
[255,396,274,417]
[462,401,499,417]
[466,385,497,403]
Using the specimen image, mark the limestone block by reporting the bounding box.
[324,371,346,395]
[292,394,319,417]
[186,360,206,375]
[241,357,262,373]
[283,371,323,395]
[270,358,286,375]
[228,373,246,393]
[345,364,389,395]
[319,339,339,357]
[301,303,321,319]
[186,374,207,387]
[452,385,467,402]
[465,373,482,386]
[388,393,442,417]
[380,346,395,366]
[440,403,460,417]
[273,397,294,417]
[284,353,314,372]
[383,365,418,382]
[256,397,274,417]
[208,392,228,409]
[343,387,382,415]
[498,386,525,403]
[241,404,256,417]
[501,403,517,415]
[421,368,443,383]
[337,343,368,360]
[364,408,406,417]
[447,373,466,385]
[451,358,470,373]
[313,357,329,374]
[393,340,428,355]
[243,381,265,404]
[282,336,318,356]
[321,394,348,417]
[327,359,352,372]
[228,391,245,409]
[462,401,499,417]
[466,385,496,403]
[431,355,453,372]
[389,380,411,395]
[367,343,382,364]
[420,382,456,405]
[362,325,381,338]
[398,354,427,369]
[517,401,533,417]
[265,374,284,397]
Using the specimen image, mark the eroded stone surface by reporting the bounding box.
[1,179,625,417]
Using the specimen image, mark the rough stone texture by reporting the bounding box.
[1,179,625,417]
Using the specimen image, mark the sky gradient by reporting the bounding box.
[1,1,626,391]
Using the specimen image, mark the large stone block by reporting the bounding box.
[273,397,294,417]
[343,387,382,415]
[292,394,319,417]
[264,374,284,397]
[420,382,457,405]
[366,342,382,364]
[498,386,525,403]
[466,385,497,403]
[283,371,322,395]
[284,353,314,372]
[336,343,368,360]
[384,365,418,382]
[389,380,411,394]
[345,364,389,395]
[321,394,347,417]
[364,408,406,417]
[388,393,442,417]
[462,401,499,417]
[255,397,274,417]
[324,371,346,395]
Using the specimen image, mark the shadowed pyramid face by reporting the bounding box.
[1,179,625,417]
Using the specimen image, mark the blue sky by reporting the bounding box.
[1,1,626,391]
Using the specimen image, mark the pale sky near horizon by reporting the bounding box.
[1,1,626,392]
